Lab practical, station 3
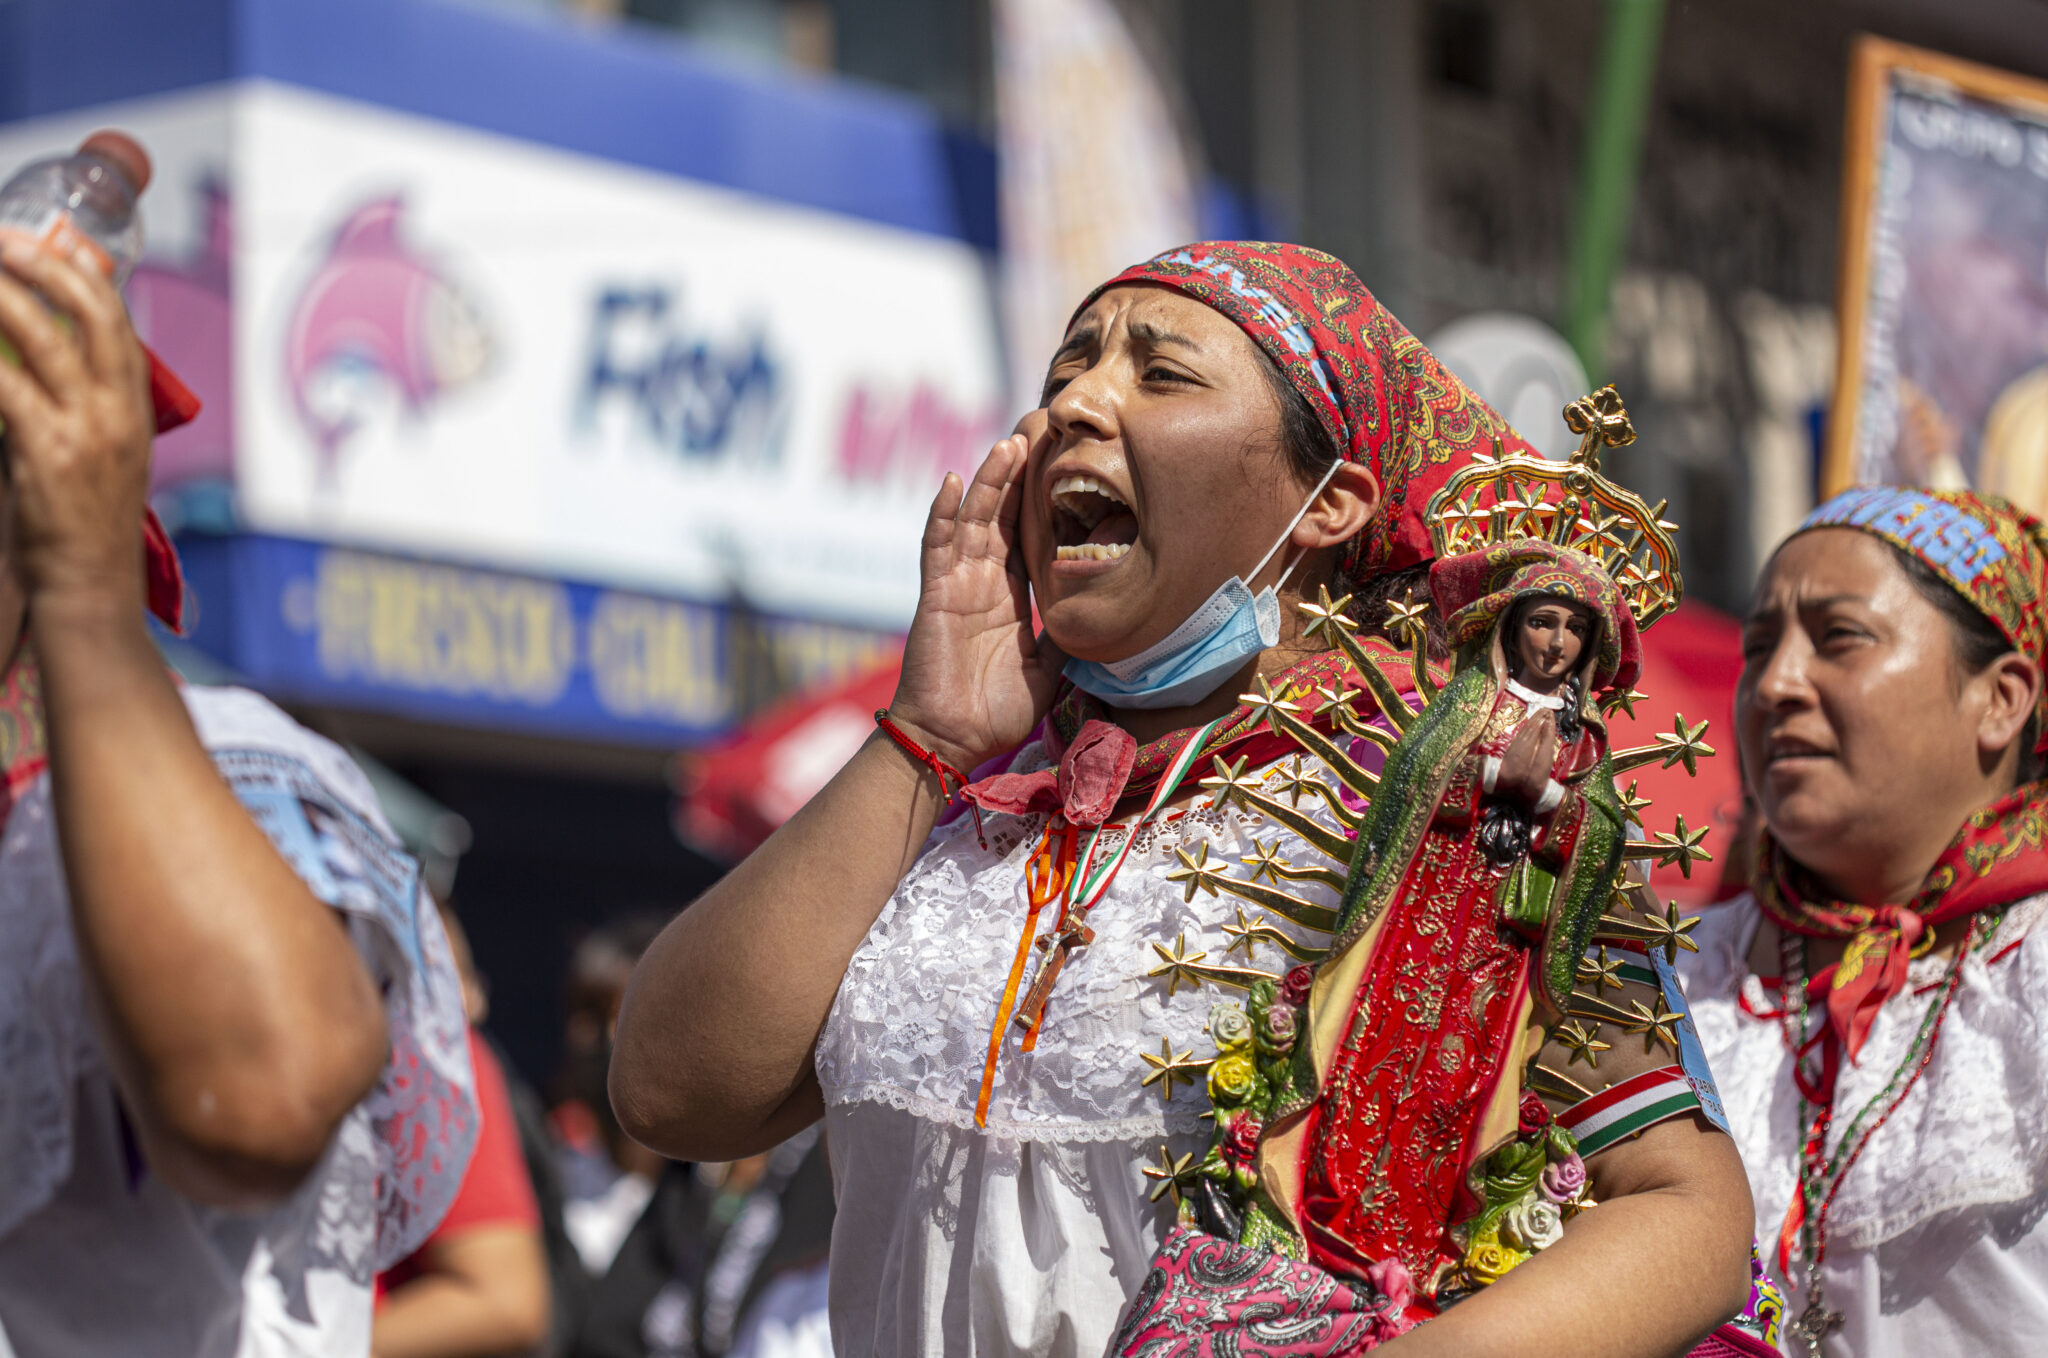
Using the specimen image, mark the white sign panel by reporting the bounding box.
[2,82,1010,631]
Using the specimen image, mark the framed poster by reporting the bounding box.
[1828,36,2048,512]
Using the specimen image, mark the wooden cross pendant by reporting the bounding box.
[1012,920,1095,1035]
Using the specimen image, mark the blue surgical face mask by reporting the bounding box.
[1064,461,1341,710]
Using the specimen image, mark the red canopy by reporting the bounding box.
[673,661,905,863]
[1599,601,1745,905]
[678,602,1744,903]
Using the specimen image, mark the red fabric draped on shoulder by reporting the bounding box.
[141,344,195,633]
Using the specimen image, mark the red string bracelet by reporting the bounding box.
[875,709,987,848]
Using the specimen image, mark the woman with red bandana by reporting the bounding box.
[1682,487,2048,1355]
[0,156,474,1354]
[612,243,1753,1356]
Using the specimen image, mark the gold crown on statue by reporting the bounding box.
[1425,385,1684,629]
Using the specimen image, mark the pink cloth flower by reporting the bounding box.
[1258,1002,1298,1055]
[960,719,1136,826]
[1365,1256,1412,1320]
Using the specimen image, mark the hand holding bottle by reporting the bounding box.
[0,133,157,620]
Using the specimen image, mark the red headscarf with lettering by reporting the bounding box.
[1793,486,2048,751]
[1073,241,1538,577]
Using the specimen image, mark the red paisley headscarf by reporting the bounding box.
[1074,241,1539,577]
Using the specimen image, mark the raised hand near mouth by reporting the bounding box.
[611,414,1076,1166]
[888,417,1067,774]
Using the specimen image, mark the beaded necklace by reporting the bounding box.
[1773,915,1989,1353]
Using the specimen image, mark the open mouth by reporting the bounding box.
[1765,735,1831,764]
[1050,474,1139,562]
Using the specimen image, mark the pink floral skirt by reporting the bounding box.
[1110,1227,1786,1357]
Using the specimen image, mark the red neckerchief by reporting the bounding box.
[1753,780,2048,1076]
[1043,642,1417,806]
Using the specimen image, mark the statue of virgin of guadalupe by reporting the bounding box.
[1261,540,1636,1288]
[1113,389,1784,1356]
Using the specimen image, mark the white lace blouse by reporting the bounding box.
[813,741,1345,1358]
[1678,892,2048,1356]
[0,686,476,1357]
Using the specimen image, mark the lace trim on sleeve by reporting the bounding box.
[209,746,478,1274]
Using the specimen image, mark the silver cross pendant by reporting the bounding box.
[1789,1295,1844,1355]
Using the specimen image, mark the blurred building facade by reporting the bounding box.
[564,0,2048,609]
[0,0,1004,1082]
[7,0,2048,1081]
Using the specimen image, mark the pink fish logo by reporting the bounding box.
[283,197,492,477]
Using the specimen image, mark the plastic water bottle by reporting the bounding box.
[0,130,151,286]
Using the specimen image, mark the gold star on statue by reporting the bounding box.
[1653,714,1715,778]
[1149,932,1210,998]
[1436,498,1490,546]
[1238,675,1302,729]
[1200,755,1262,811]
[1224,906,1278,961]
[1636,901,1701,964]
[1650,814,1713,879]
[1625,997,1685,1055]
[1242,841,1292,886]
[1165,843,1228,903]
[1579,505,1630,557]
[1142,1144,1201,1205]
[1138,1037,1205,1103]
[1269,755,1318,808]
[1617,780,1652,829]
[1313,686,1362,729]
[1491,487,1532,521]
[1577,947,1625,992]
[1601,686,1648,720]
[1299,585,1358,643]
[1384,590,1431,651]
[1555,1019,1612,1070]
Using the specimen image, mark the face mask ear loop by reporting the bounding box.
[1249,458,1345,591]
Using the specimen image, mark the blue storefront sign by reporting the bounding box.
[178,533,899,745]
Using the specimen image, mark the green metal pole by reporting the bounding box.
[1563,0,1666,381]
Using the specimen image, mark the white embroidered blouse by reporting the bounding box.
[1678,892,2048,1356]
[813,740,1347,1358]
[0,686,476,1358]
